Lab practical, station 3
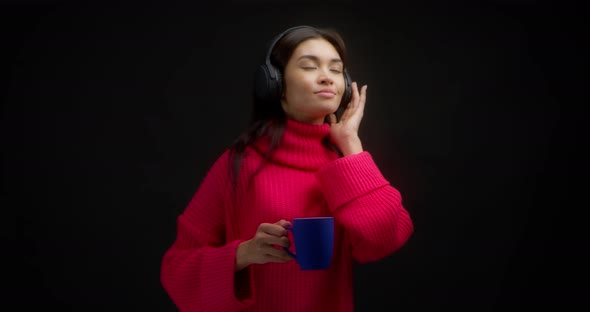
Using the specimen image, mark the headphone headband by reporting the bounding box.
[263,25,315,79]
[253,25,352,109]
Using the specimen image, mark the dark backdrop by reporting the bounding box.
[3,0,587,311]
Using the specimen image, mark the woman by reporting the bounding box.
[160,25,414,312]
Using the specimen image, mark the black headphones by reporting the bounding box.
[253,25,352,109]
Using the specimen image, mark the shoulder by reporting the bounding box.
[209,148,233,172]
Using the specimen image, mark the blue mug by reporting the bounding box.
[283,217,335,270]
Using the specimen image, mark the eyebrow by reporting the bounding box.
[297,55,343,64]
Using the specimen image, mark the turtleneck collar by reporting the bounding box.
[251,118,340,171]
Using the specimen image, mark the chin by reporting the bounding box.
[318,100,340,113]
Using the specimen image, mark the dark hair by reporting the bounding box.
[228,26,349,190]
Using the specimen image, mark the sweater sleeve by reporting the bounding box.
[160,150,255,312]
[316,151,414,263]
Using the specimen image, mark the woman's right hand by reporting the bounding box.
[235,219,293,271]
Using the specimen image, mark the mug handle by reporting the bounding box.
[283,225,296,258]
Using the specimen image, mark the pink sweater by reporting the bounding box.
[161,119,414,312]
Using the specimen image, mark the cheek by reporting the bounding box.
[338,78,346,94]
[284,75,308,97]
[282,75,294,97]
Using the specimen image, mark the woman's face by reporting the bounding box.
[281,38,346,125]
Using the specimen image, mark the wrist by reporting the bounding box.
[235,240,251,272]
[339,136,363,156]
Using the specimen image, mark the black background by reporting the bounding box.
[3,0,588,311]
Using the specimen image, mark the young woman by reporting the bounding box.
[160,25,414,312]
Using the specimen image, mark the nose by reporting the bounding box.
[318,73,334,85]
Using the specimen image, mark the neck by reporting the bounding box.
[251,118,339,170]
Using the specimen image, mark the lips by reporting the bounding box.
[315,89,336,99]
[315,88,336,95]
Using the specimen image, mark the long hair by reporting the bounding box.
[228,26,349,190]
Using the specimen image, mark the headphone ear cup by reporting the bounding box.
[254,64,271,101]
[254,63,282,102]
[334,70,352,120]
[341,69,352,106]
[275,69,283,99]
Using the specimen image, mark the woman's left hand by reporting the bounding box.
[328,82,367,156]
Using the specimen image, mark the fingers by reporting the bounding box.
[255,230,289,246]
[253,220,295,263]
[266,234,290,248]
[259,222,287,236]
[273,219,292,229]
[340,86,358,121]
[252,234,292,261]
[340,82,362,122]
[350,82,367,111]
[257,220,292,247]
[350,82,359,110]
[327,113,337,125]
[359,84,367,112]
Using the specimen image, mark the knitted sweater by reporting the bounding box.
[161,119,414,312]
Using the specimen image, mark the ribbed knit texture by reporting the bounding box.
[161,118,414,312]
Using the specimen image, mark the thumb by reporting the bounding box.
[275,219,292,228]
[327,113,337,125]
